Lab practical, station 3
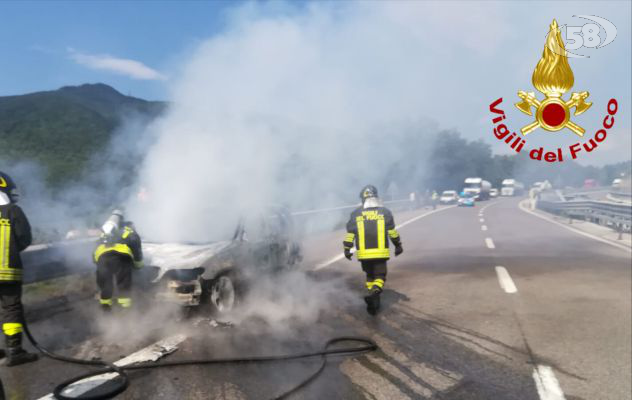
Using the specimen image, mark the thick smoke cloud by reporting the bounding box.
[127,2,506,242]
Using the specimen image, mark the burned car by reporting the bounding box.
[139,206,302,314]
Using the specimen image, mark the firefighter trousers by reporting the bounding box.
[361,260,387,292]
[0,283,24,339]
[96,253,133,307]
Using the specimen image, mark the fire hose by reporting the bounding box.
[22,320,377,400]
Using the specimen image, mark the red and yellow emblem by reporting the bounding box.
[515,20,592,136]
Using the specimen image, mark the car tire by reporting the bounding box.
[206,272,239,315]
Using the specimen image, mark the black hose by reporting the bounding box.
[22,320,377,400]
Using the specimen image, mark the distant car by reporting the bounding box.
[489,188,499,198]
[439,190,459,204]
[612,178,622,188]
[458,192,476,207]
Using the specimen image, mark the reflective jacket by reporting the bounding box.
[94,225,143,267]
[343,206,401,261]
[0,204,32,282]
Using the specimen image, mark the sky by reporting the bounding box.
[0,0,630,166]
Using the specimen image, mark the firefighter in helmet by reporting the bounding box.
[343,185,403,315]
[93,210,143,311]
[0,171,38,366]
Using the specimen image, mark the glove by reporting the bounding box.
[394,244,403,256]
[344,248,353,260]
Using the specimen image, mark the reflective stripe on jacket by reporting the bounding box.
[94,226,143,266]
[343,206,400,261]
[0,204,32,282]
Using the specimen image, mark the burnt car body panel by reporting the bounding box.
[140,207,301,310]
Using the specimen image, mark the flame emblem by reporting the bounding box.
[515,20,592,136]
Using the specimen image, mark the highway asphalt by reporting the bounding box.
[1,197,630,399]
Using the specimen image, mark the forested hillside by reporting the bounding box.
[0,83,165,185]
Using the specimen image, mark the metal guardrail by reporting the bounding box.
[291,198,421,235]
[537,198,632,236]
[22,240,96,284]
[23,199,421,284]
[608,190,632,203]
[292,198,412,216]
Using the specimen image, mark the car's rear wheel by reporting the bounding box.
[210,275,236,314]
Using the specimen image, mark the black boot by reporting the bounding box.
[364,288,382,316]
[5,333,38,367]
[0,348,5,359]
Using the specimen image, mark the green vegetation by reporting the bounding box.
[389,129,630,195]
[1,82,628,206]
[0,83,165,186]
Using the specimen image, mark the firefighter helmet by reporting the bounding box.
[360,185,378,201]
[0,171,19,203]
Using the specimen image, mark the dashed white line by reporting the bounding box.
[479,199,503,214]
[485,237,495,249]
[494,266,517,293]
[533,365,566,400]
[481,225,488,231]
[479,218,485,223]
[315,206,456,270]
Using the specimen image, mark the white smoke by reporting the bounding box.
[127,1,506,242]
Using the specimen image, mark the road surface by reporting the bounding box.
[1,197,630,400]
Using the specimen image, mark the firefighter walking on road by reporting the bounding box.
[0,172,38,366]
[93,210,143,311]
[343,185,403,315]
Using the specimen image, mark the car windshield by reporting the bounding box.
[141,208,241,243]
[442,191,456,196]
[461,192,475,198]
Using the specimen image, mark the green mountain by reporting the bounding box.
[0,83,165,185]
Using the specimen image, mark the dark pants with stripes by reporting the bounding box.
[361,260,387,293]
[96,253,133,306]
[0,283,24,340]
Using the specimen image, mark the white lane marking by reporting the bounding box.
[495,266,517,293]
[481,225,488,231]
[397,205,456,230]
[340,359,410,400]
[340,312,461,392]
[479,199,502,214]
[479,218,485,223]
[38,334,186,400]
[518,200,631,253]
[367,355,433,398]
[485,238,495,249]
[314,206,456,270]
[533,365,566,400]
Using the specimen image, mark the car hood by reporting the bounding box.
[144,241,233,281]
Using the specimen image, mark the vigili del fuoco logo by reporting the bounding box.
[488,19,619,162]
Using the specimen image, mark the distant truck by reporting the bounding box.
[463,177,491,200]
[583,179,597,189]
[500,179,525,196]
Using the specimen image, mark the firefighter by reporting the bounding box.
[93,210,143,311]
[343,185,403,315]
[0,172,38,366]
[431,190,439,209]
